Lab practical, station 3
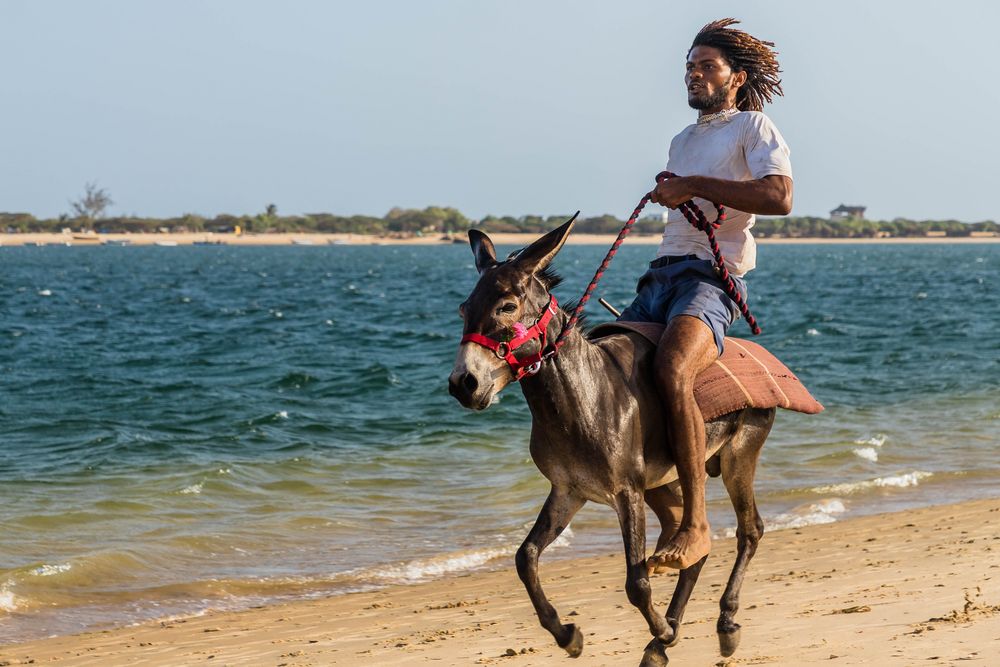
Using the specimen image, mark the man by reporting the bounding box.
[618,18,793,571]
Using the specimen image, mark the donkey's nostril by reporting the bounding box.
[462,373,478,394]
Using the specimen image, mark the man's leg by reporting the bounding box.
[647,314,719,570]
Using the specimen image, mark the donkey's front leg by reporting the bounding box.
[615,488,672,667]
[515,487,585,657]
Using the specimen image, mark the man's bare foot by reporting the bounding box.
[646,526,711,571]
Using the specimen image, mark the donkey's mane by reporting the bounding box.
[538,265,562,291]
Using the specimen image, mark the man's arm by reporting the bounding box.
[651,174,793,216]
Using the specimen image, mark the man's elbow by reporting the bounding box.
[769,176,793,215]
[775,194,793,216]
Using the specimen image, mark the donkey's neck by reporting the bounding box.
[518,316,606,426]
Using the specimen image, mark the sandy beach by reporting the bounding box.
[2,232,998,247]
[2,498,997,666]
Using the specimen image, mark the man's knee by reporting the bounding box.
[655,360,693,401]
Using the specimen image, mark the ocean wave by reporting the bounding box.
[811,471,932,495]
[767,499,846,531]
[30,563,72,577]
[368,547,513,584]
[179,482,204,495]
[717,499,847,538]
[356,526,574,586]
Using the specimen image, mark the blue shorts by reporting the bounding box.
[617,256,747,356]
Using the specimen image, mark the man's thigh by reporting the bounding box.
[655,315,719,382]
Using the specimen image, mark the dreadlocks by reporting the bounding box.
[690,18,783,113]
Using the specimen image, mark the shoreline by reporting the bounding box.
[2,231,999,247]
[2,498,998,665]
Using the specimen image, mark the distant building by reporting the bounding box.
[830,204,866,221]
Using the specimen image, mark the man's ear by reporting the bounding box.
[468,229,498,273]
[732,69,748,90]
[512,212,578,276]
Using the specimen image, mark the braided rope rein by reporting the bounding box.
[548,171,760,357]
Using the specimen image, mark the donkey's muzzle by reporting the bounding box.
[448,371,484,409]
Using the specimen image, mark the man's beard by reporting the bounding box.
[688,79,732,111]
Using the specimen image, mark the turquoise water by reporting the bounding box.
[0,242,997,642]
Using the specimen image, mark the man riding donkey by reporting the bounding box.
[623,18,793,572]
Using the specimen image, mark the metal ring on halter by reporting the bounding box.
[524,361,542,375]
[495,342,509,358]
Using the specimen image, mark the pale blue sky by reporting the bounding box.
[2,1,996,222]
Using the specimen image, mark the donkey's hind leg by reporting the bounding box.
[716,408,774,658]
[515,487,586,657]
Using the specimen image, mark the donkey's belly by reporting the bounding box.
[641,412,743,490]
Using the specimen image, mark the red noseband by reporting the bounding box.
[460,295,558,381]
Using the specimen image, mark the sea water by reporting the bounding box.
[0,242,997,642]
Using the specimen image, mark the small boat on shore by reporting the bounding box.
[291,239,315,246]
[154,241,178,247]
[101,239,132,246]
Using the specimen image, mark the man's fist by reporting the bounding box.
[650,177,693,208]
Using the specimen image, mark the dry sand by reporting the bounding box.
[2,498,998,666]
[2,232,998,247]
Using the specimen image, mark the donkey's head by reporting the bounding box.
[448,215,577,409]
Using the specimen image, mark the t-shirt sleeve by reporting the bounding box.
[742,113,793,180]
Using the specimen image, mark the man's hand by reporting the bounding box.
[650,177,694,208]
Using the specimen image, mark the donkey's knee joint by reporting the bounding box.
[515,543,538,579]
[625,573,653,608]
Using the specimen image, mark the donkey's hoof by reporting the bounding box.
[639,638,669,667]
[718,624,741,657]
[558,623,583,658]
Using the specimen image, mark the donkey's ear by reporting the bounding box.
[513,212,578,275]
[468,228,498,273]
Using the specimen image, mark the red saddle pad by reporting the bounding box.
[589,322,824,420]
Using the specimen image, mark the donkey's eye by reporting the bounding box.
[497,303,517,314]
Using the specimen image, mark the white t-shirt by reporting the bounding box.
[656,111,792,276]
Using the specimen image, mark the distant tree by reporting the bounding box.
[266,203,277,218]
[70,182,113,221]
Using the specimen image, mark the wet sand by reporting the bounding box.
[2,232,998,247]
[2,498,998,665]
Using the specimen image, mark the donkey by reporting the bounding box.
[448,218,776,666]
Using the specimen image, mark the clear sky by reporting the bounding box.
[2,1,996,222]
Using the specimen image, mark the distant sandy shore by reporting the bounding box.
[2,232,998,247]
[2,498,998,665]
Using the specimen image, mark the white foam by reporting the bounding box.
[371,547,513,584]
[812,471,932,495]
[30,563,72,577]
[767,498,847,531]
[37,289,52,296]
[806,328,820,336]
[852,447,879,462]
[277,411,289,419]
[179,482,204,495]
[0,583,18,612]
[854,434,887,448]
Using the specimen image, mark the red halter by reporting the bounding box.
[460,294,559,381]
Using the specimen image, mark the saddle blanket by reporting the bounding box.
[589,321,824,420]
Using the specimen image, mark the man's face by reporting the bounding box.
[685,45,740,112]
